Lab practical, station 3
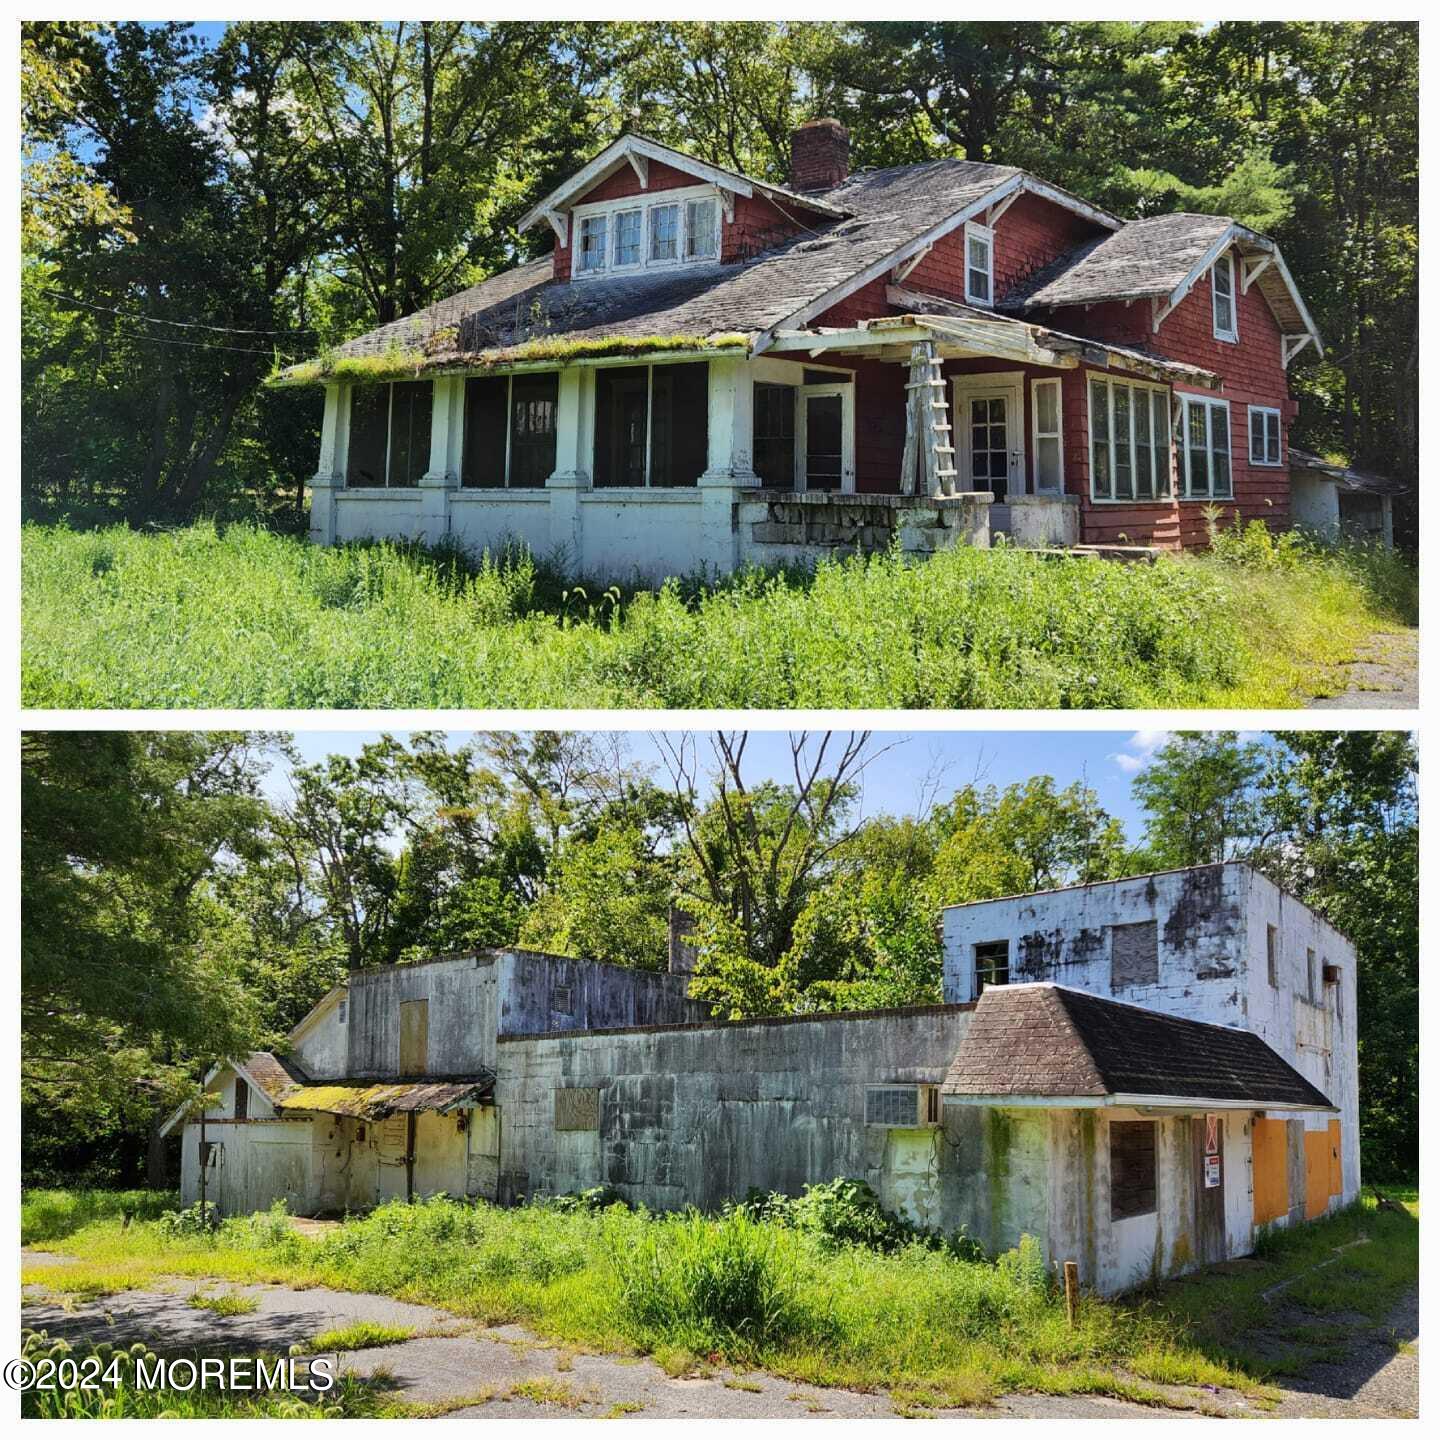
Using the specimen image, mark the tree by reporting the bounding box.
[1132,732,1268,868]
[21,731,272,1181]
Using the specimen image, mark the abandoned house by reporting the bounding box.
[165,862,1358,1297]
[276,123,1334,580]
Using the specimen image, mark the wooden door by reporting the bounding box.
[1192,1113,1226,1264]
[955,376,1024,500]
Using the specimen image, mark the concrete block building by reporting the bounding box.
[165,863,1358,1296]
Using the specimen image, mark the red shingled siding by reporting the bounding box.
[579,156,698,205]
[1050,245,1295,545]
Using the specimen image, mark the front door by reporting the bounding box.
[798,386,848,492]
[955,376,1024,501]
[1192,1113,1226,1264]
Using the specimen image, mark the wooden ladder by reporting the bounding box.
[900,339,958,496]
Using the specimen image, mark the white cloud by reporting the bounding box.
[1110,730,1172,776]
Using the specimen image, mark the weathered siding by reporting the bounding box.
[290,993,349,1080]
[347,955,500,1078]
[493,1006,974,1227]
[495,950,706,1036]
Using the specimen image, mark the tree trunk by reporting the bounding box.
[146,1106,170,1188]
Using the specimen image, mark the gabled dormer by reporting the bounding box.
[518,132,849,282]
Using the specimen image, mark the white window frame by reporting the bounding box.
[344,380,431,489]
[1248,404,1283,466]
[1087,375,1173,503]
[1180,393,1233,500]
[1030,377,1064,495]
[964,220,995,308]
[576,213,608,275]
[593,359,712,489]
[1212,252,1238,342]
[570,184,723,281]
[611,206,643,271]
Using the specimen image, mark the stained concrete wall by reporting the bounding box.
[942,865,1253,1027]
[493,1005,974,1225]
[495,950,707,1037]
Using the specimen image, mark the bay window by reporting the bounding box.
[461,372,559,488]
[1088,377,1172,501]
[1182,395,1232,498]
[594,362,709,487]
[1248,405,1282,466]
[346,381,432,488]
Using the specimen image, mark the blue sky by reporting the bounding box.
[266,728,1251,843]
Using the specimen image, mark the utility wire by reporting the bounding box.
[42,287,318,336]
[53,319,294,358]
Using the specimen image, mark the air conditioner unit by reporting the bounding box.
[865,1084,941,1128]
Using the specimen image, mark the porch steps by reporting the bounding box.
[901,341,958,496]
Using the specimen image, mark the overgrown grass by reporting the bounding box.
[187,1289,260,1316]
[22,1187,177,1246]
[304,1320,416,1353]
[21,1189,1416,1408]
[21,520,1415,709]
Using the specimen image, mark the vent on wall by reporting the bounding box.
[865,1084,940,1128]
[551,984,573,1014]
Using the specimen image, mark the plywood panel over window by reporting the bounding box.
[1327,1119,1342,1198]
[1110,1119,1157,1220]
[1303,1128,1330,1220]
[1252,1116,1289,1226]
[399,998,429,1076]
[1111,920,1158,989]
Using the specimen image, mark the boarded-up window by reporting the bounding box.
[1251,1116,1289,1226]
[233,1079,249,1120]
[399,998,429,1075]
[1109,1120,1157,1220]
[1111,921,1158,989]
[1266,925,1278,987]
[555,1087,599,1131]
[974,940,1009,992]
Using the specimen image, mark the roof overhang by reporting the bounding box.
[942,1092,1338,1114]
[765,303,1221,389]
[1151,223,1323,361]
[519,134,847,238]
[275,1076,495,1122]
[158,1055,298,1138]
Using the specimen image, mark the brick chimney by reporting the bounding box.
[790,118,850,192]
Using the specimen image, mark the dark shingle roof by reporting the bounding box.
[317,160,1017,369]
[943,984,1335,1110]
[1290,447,1408,497]
[1004,213,1234,309]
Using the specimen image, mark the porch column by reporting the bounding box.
[698,355,760,573]
[547,365,594,571]
[419,375,463,547]
[309,383,344,546]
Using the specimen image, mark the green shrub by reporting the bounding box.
[21,1188,176,1246]
[156,1201,221,1238]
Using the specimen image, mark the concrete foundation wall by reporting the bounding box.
[493,1006,974,1226]
[1007,495,1080,547]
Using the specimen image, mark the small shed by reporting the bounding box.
[1289,447,1406,547]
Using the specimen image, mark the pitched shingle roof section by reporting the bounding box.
[1004,213,1234,309]
[943,983,1335,1110]
[305,159,1018,372]
[243,1051,310,1101]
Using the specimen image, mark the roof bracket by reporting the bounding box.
[544,210,568,247]
[986,190,1020,227]
[1242,255,1272,293]
[626,151,649,189]
[1283,333,1314,368]
[892,245,933,284]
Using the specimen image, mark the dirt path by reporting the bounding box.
[20,1259,1418,1419]
[1305,628,1418,709]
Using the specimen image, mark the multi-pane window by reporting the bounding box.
[965,221,994,306]
[613,208,642,267]
[648,204,679,262]
[1212,253,1237,341]
[1110,1120,1157,1220]
[346,381,432,488]
[1249,406,1282,466]
[753,382,797,487]
[685,198,719,260]
[578,213,608,274]
[461,373,559,488]
[574,190,723,278]
[594,362,709,488]
[866,1086,932,1127]
[974,940,1010,992]
[1089,379,1172,501]
[1031,378,1063,493]
[1181,395,1232,498]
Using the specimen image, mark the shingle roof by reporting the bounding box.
[942,983,1335,1110]
[1003,212,1234,309]
[1290,447,1408,497]
[276,1075,496,1120]
[242,1051,310,1101]
[309,160,1017,371]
